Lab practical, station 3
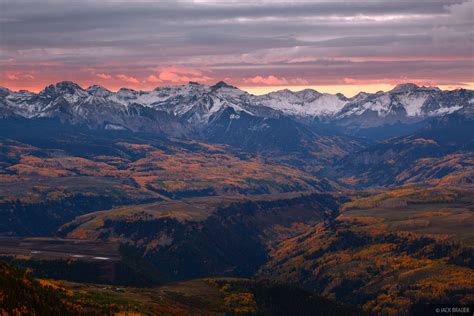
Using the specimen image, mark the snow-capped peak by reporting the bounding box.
[390,83,419,93]
[211,81,238,90]
[390,83,441,94]
[87,84,112,96]
[254,89,348,117]
[0,81,472,129]
[41,81,85,96]
[39,81,89,105]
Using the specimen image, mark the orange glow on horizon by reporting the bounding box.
[242,83,474,97]
[2,81,473,97]
[242,85,396,97]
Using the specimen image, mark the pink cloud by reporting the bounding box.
[342,77,358,84]
[156,67,212,84]
[96,73,112,79]
[290,78,310,85]
[5,72,35,81]
[248,75,288,85]
[6,73,19,80]
[145,75,161,83]
[155,66,204,76]
[245,75,308,86]
[342,77,438,86]
[159,71,183,83]
[116,74,139,84]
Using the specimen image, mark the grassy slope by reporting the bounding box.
[259,185,474,315]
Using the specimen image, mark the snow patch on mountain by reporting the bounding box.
[0,81,472,130]
[430,105,463,116]
[254,90,347,117]
[396,93,428,116]
[340,93,392,117]
[104,123,127,130]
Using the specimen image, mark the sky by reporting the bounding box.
[1,0,473,96]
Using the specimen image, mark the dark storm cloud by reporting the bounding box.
[0,0,473,90]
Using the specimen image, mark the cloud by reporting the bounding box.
[96,73,112,79]
[5,72,35,80]
[290,78,309,85]
[145,75,161,83]
[0,0,472,91]
[157,67,212,84]
[342,77,442,87]
[245,75,309,85]
[6,73,19,80]
[116,74,139,83]
[246,75,288,85]
[446,0,473,22]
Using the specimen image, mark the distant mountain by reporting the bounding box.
[253,88,349,118]
[334,84,473,130]
[1,82,472,136]
[0,82,188,137]
[330,107,474,187]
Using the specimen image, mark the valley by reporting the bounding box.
[0,237,120,261]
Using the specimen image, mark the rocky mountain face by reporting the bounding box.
[330,107,474,187]
[1,81,472,136]
[0,82,188,137]
[334,84,473,130]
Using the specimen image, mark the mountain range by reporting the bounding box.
[1,81,472,137]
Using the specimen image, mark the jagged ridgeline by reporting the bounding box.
[1,81,472,140]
